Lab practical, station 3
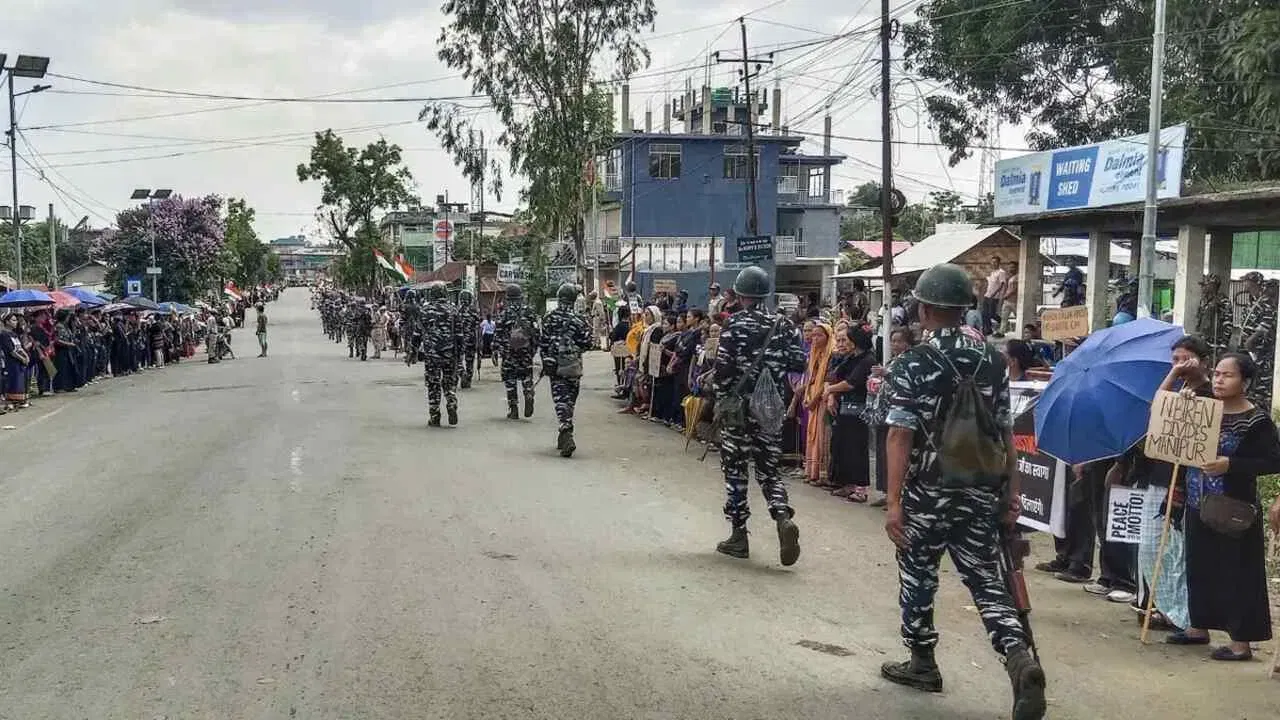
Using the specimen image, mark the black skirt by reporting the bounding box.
[829,414,870,488]
[1184,508,1273,642]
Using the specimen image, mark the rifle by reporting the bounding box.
[998,526,1039,663]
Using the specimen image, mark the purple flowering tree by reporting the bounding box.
[94,194,227,302]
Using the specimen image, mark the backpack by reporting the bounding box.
[508,315,534,352]
[713,316,784,430]
[553,332,584,378]
[921,345,1008,489]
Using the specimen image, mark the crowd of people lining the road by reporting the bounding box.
[602,259,1280,665]
[0,285,280,415]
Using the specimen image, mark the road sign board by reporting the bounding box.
[125,277,142,296]
[145,266,162,275]
[433,219,454,240]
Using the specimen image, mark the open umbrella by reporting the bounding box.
[60,286,108,306]
[1034,317,1187,465]
[0,288,55,308]
[101,302,140,313]
[46,290,82,309]
[122,295,161,311]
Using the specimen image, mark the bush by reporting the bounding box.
[1263,474,1279,576]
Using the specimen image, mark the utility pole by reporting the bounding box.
[717,20,773,237]
[1136,0,1168,318]
[8,75,21,286]
[47,203,54,287]
[879,0,896,360]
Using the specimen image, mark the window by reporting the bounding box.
[723,144,759,180]
[777,164,799,194]
[602,148,621,191]
[648,143,681,179]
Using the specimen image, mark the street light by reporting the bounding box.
[131,188,173,300]
[4,52,51,287]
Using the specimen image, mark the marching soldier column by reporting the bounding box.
[539,283,594,457]
[495,284,541,420]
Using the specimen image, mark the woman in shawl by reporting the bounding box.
[786,321,816,460]
[1,314,31,409]
[801,321,834,486]
[826,325,876,501]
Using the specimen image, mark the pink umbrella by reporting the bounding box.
[46,290,82,309]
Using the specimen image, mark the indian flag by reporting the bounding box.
[395,255,414,282]
[224,281,243,301]
[372,248,399,274]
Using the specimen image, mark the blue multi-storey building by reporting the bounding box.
[583,84,846,309]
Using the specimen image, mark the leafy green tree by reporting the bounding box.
[265,252,283,282]
[93,195,226,302]
[224,198,269,287]
[902,0,1280,180]
[296,130,417,250]
[839,181,933,243]
[423,0,656,269]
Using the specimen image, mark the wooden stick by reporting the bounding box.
[1141,465,1181,645]
[1270,532,1279,679]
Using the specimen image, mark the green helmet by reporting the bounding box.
[556,282,579,305]
[457,289,474,305]
[425,281,447,300]
[913,263,975,308]
[505,283,523,301]
[732,265,772,299]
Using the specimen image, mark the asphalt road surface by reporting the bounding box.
[1,291,1277,719]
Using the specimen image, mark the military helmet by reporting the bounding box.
[458,289,474,305]
[425,281,447,300]
[556,282,579,305]
[505,283,523,301]
[732,265,772,299]
[913,263,975,308]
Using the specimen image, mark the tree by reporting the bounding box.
[423,0,657,270]
[902,1,1280,180]
[93,195,226,302]
[839,181,933,244]
[326,223,394,293]
[926,190,963,222]
[296,130,417,249]
[224,198,269,287]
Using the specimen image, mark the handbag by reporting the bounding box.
[837,394,864,418]
[1199,494,1258,538]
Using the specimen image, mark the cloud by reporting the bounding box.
[6,0,983,244]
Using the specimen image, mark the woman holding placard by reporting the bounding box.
[1177,352,1280,661]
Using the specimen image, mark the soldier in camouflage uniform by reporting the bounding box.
[879,263,1045,720]
[712,266,806,566]
[347,301,371,360]
[419,282,462,427]
[401,291,422,366]
[1194,273,1234,363]
[456,289,482,388]
[495,284,541,420]
[539,283,594,457]
[1238,271,1277,408]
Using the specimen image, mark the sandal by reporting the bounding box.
[848,487,868,503]
[1210,646,1252,661]
[831,486,856,498]
[1165,631,1210,646]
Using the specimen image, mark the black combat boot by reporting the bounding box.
[716,526,749,559]
[524,394,534,418]
[428,414,441,428]
[881,646,943,693]
[447,407,458,426]
[348,346,354,358]
[558,429,575,457]
[1004,645,1046,720]
[507,403,520,420]
[776,515,801,567]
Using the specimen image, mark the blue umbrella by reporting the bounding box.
[1034,317,1187,465]
[0,288,55,307]
[60,286,107,306]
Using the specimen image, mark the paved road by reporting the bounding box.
[1,292,1276,719]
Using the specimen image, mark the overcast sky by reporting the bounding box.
[4,0,989,241]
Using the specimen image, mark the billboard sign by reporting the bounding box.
[993,124,1187,218]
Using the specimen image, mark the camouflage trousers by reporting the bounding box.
[503,377,535,407]
[896,482,1027,655]
[1246,351,1273,409]
[458,346,477,388]
[423,360,458,419]
[549,376,581,432]
[348,332,367,359]
[719,419,791,526]
[501,355,534,408]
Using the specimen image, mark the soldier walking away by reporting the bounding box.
[1237,271,1276,408]
[255,304,268,358]
[457,289,482,388]
[879,262,1045,720]
[419,282,462,427]
[540,283,594,457]
[495,284,541,420]
[712,266,807,566]
[1194,274,1234,364]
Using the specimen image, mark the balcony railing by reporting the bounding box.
[584,236,621,260]
[603,172,620,192]
[777,191,832,206]
[774,235,807,262]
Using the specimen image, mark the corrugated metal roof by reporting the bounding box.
[835,226,1017,278]
[846,240,912,259]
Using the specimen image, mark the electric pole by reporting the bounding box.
[717,19,773,236]
[879,0,896,359]
[47,203,54,287]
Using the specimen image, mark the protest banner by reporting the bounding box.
[652,278,678,295]
[1105,487,1145,545]
[1010,381,1067,536]
[1140,389,1224,643]
[1040,305,1090,341]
